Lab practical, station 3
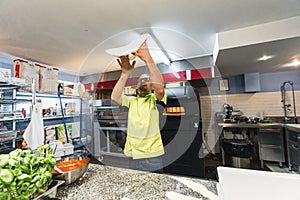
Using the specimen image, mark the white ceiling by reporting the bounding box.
[0,0,300,76]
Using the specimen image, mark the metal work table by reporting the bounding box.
[218,122,286,168]
[284,124,300,170]
[218,122,284,128]
[285,124,300,132]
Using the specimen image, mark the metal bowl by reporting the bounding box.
[53,155,90,185]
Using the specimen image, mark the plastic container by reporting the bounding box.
[49,140,74,158]
[63,143,74,155]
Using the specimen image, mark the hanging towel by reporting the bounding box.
[23,102,44,150]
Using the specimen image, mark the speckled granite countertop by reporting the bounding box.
[56,164,218,200]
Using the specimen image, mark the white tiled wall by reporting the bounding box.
[200,91,300,153]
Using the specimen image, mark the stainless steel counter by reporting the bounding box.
[56,164,218,200]
[219,123,300,169]
[285,124,300,170]
[218,122,284,128]
[285,124,300,132]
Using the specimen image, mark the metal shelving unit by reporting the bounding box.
[16,91,81,99]
[0,80,31,150]
[97,126,127,158]
[92,100,128,160]
[17,92,84,151]
[0,80,85,152]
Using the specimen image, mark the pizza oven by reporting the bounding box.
[158,85,204,178]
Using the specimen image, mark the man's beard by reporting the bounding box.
[138,85,150,97]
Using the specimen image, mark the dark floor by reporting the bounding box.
[204,153,221,180]
[205,153,276,179]
[90,154,130,168]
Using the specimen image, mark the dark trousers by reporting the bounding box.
[129,156,163,173]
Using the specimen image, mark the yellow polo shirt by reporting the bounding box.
[122,93,167,159]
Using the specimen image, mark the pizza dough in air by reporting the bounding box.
[106,33,150,57]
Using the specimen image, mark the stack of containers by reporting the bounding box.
[38,64,59,94]
[13,60,59,94]
[13,59,40,92]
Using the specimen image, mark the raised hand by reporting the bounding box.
[132,43,154,64]
[117,55,136,73]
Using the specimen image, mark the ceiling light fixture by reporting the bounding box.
[283,60,300,67]
[257,55,273,61]
[147,33,171,66]
[150,49,171,66]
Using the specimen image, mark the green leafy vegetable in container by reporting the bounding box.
[0,144,56,200]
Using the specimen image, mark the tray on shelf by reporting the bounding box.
[0,130,17,142]
[0,80,30,89]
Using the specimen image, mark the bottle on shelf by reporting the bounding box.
[21,108,26,118]
[52,104,57,116]
[58,83,64,95]
[56,103,62,116]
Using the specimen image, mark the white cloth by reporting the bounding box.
[23,102,44,150]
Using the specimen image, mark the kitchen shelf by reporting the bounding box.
[15,115,81,131]
[0,115,80,122]
[94,106,120,110]
[0,130,17,142]
[42,114,81,120]
[16,91,81,99]
[0,99,32,104]
[98,119,127,124]
[0,117,26,122]
[0,80,30,89]
[99,127,127,131]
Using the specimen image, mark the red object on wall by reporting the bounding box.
[162,71,187,83]
[190,68,212,80]
[85,68,213,91]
